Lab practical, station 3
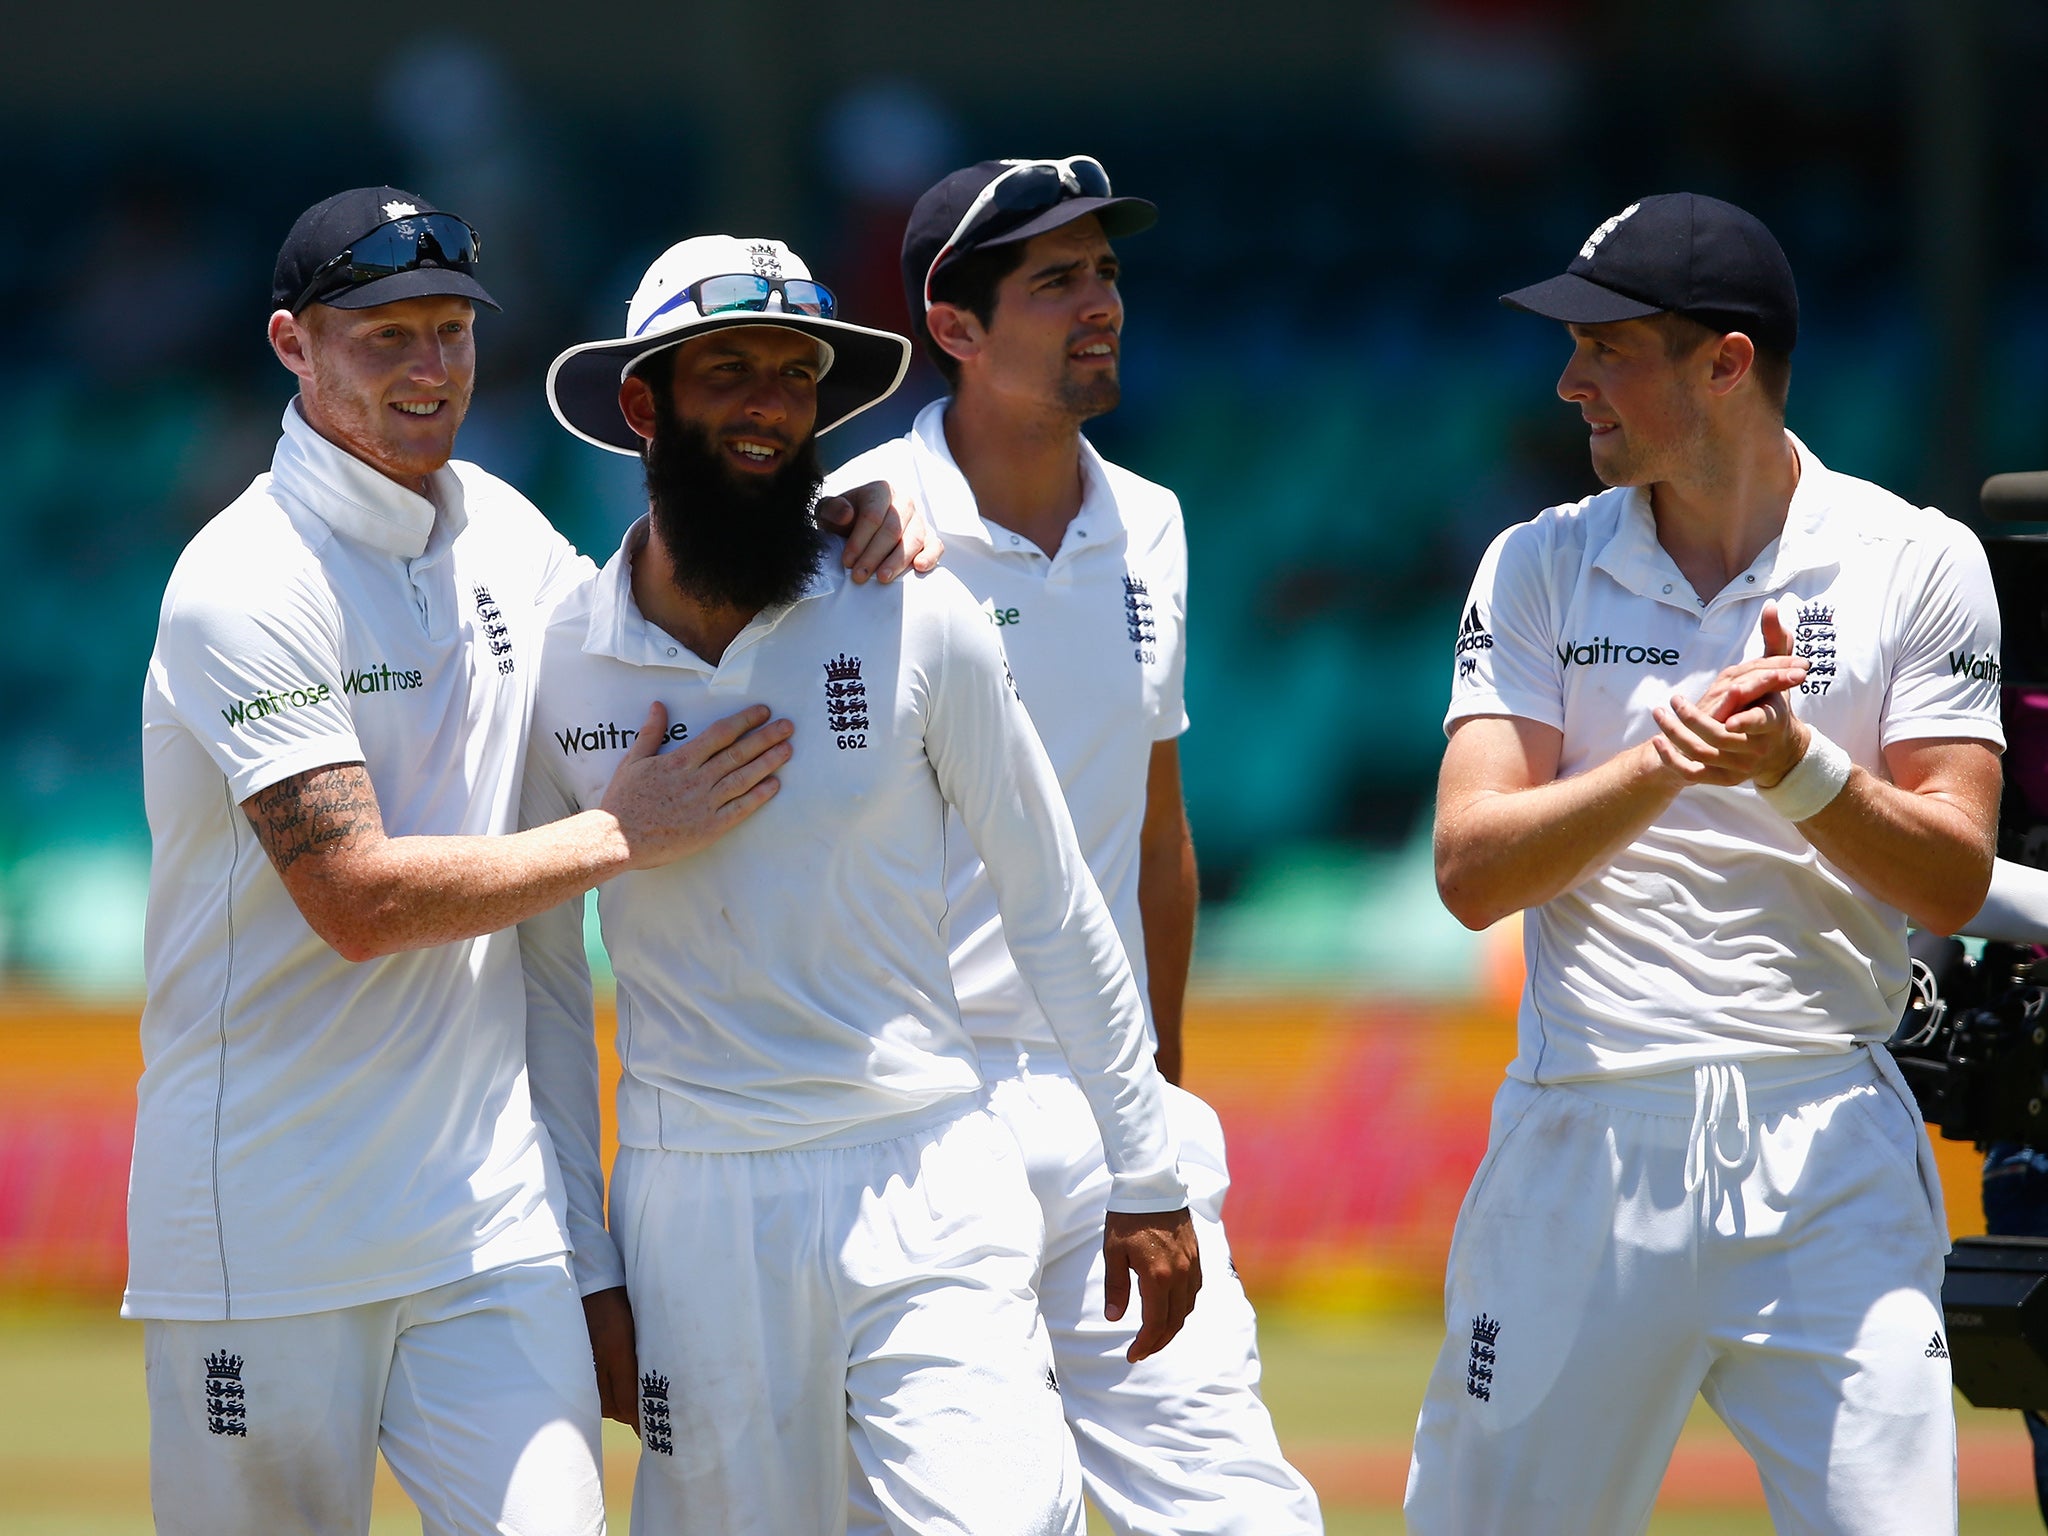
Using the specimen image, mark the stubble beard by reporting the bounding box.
[1589,387,1712,491]
[305,350,468,486]
[1056,363,1121,423]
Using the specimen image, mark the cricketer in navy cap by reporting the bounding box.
[1500,191,1798,353]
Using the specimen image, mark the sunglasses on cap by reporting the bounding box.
[633,273,839,338]
[293,213,482,311]
[922,156,1112,313]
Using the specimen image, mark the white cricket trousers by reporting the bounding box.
[976,1046,1322,1534]
[1404,1048,1957,1536]
[144,1254,604,1536]
[614,1105,1084,1536]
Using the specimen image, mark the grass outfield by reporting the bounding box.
[1,1302,2040,1534]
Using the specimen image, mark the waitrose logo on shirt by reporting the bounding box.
[221,682,332,727]
[342,662,426,694]
[219,662,425,728]
[1556,635,1681,669]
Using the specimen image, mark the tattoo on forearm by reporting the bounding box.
[244,764,381,875]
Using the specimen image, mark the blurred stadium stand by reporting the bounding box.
[2,0,2046,999]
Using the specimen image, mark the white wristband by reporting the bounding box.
[1757,727,1852,822]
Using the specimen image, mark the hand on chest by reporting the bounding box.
[550,648,908,816]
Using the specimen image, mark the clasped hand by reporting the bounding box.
[1648,606,1811,789]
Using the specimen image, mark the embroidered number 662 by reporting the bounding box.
[836,733,867,750]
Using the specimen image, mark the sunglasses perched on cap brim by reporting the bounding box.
[633,274,838,338]
[922,156,1112,313]
[293,213,482,312]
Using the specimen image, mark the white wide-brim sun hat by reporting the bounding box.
[547,234,913,456]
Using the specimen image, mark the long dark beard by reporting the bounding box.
[644,417,828,612]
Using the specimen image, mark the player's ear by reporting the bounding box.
[924,302,984,372]
[1705,331,1757,401]
[270,308,315,382]
[619,373,660,444]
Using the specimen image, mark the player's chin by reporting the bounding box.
[1057,373,1121,419]
[380,429,460,481]
[1588,438,1649,489]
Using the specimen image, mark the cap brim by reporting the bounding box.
[1499,272,1662,326]
[966,194,1159,256]
[547,313,912,457]
[316,267,502,312]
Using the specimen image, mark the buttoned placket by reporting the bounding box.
[1603,488,1824,627]
[407,543,448,637]
[402,482,470,642]
[912,407,1117,591]
[1606,438,1837,626]
[599,564,821,696]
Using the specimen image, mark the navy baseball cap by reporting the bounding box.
[271,186,499,314]
[903,157,1156,318]
[1500,192,1798,352]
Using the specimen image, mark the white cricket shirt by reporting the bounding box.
[519,524,1187,1291]
[826,401,1189,1051]
[127,401,591,1321]
[1447,434,2003,1082]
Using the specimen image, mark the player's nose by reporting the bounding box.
[1556,351,1592,404]
[408,337,453,387]
[1080,273,1122,328]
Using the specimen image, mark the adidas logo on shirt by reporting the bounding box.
[1926,1332,1949,1359]
[1454,603,1493,657]
[1455,604,1493,682]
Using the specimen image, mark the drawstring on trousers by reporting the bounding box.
[1684,1060,1752,1196]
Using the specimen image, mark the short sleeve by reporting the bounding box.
[1883,521,2006,749]
[152,563,363,803]
[1152,505,1191,742]
[1444,520,1564,736]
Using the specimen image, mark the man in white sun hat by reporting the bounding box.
[520,232,1201,1536]
[130,188,933,1536]
[827,158,1323,1535]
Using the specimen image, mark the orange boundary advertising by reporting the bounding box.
[0,993,1999,1306]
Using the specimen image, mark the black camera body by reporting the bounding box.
[1904,472,2048,1412]
[1887,937,2048,1150]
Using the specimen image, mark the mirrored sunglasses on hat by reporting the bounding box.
[293,213,483,311]
[922,156,1112,312]
[632,273,837,338]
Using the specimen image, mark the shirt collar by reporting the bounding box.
[269,398,466,559]
[1766,431,1837,583]
[1591,430,1838,604]
[907,399,1118,553]
[584,514,843,666]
